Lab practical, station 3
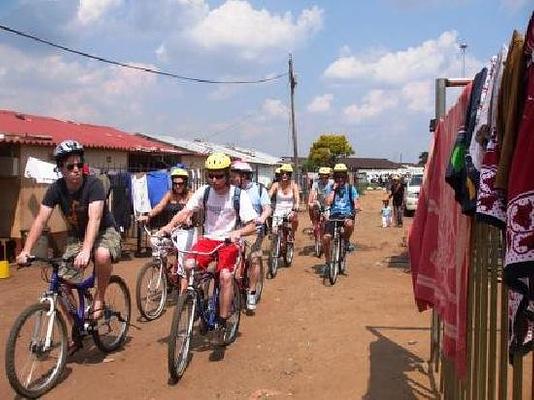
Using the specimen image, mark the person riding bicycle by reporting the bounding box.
[269,163,300,240]
[138,167,197,293]
[308,166,331,226]
[322,163,360,267]
[16,140,121,324]
[160,152,257,331]
[230,160,271,311]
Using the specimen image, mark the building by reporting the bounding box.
[0,109,190,254]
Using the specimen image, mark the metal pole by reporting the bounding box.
[289,53,299,174]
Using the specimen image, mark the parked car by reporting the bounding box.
[404,173,423,216]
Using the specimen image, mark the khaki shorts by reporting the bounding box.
[246,232,267,258]
[63,226,122,262]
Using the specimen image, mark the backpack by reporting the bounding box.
[202,185,242,229]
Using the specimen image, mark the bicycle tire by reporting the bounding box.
[314,235,322,258]
[92,275,131,353]
[255,257,265,303]
[268,234,281,278]
[168,291,196,384]
[339,238,347,275]
[223,279,241,346]
[5,302,68,399]
[284,241,294,267]
[135,261,167,321]
[329,237,339,285]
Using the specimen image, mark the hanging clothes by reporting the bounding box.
[24,157,60,184]
[146,170,170,208]
[505,12,534,357]
[109,172,133,232]
[476,46,509,227]
[131,174,151,214]
[409,84,472,377]
[495,30,526,190]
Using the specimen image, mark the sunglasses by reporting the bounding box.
[334,175,346,180]
[172,181,185,186]
[65,162,84,171]
[208,173,226,180]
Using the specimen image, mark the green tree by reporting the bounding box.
[418,151,429,166]
[308,134,354,168]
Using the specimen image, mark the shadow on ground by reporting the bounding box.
[363,326,438,400]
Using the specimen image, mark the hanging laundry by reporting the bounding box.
[24,157,61,184]
[504,12,534,359]
[131,174,151,214]
[110,172,133,232]
[476,46,509,227]
[409,84,472,377]
[495,30,526,190]
[146,170,170,208]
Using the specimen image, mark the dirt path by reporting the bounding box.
[0,189,438,399]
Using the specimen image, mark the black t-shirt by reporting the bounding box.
[42,175,116,238]
[391,183,405,206]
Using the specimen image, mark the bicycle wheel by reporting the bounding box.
[223,279,241,346]
[284,241,294,267]
[268,234,281,278]
[5,302,68,399]
[339,238,347,275]
[314,234,322,258]
[92,275,131,353]
[255,257,265,303]
[329,237,339,285]
[168,291,196,384]
[135,261,167,321]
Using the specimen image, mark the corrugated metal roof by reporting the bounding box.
[0,109,185,154]
[144,134,281,165]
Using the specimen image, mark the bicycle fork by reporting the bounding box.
[39,294,58,351]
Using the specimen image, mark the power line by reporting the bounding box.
[0,24,287,84]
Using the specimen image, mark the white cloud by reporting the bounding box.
[0,43,157,123]
[343,90,398,123]
[401,80,433,112]
[187,1,323,59]
[262,98,288,119]
[500,0,529,12]
[307,94,334,113]
[324,31,480,84]
[77,0,122,25]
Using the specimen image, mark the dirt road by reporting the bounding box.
[0,189,437,399]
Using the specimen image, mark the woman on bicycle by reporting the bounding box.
[269,163,300,240]
[308,166,331,225]
[138,167,196,293]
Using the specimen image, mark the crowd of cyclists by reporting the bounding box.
[8,139,362,397]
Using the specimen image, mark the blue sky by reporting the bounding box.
[0,0,531,162]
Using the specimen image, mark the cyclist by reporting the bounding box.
[160,152,257,332]
[308,167,331,225]
[231,160,271,310]
[16,140,121,325]
[269,163,300,240]
[322,163,360,267]
[138,167,196,293]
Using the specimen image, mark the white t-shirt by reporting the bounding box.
[185,185,257,240]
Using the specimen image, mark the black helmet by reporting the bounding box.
[53,140,84,165]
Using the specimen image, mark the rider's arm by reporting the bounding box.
[308,188,317,206]
[148,191,171,218]
[268,182,278,198]
[258,187,272,224]
[80,200,104,259]
[293,183,300,211]
[236,220,256,237]
[325,185,336,207]
[17,205,54,262]
[160,187,200,232]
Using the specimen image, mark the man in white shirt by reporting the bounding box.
[161,152,257,329]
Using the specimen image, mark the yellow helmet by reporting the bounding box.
[205,152,231,170]
[318,167,331,175]
[275,167,281,174]
[333,163,348,173]
[170,167,188,178]
[280,163,293,173]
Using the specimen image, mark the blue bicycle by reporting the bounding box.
[168,239,242,384]
[5,256,131,399]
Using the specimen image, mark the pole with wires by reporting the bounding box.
[289,53,299,176]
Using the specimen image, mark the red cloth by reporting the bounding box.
[409,84,473,377]
[186,238,239,273]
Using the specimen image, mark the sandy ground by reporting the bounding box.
[0,189,438,399]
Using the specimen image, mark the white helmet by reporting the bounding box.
[231,160,253,172]
[53,140,84,162]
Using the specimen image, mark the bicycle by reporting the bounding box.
[268,213,294,278]
[312,205,328,258]
[235,228,266,310]
[167,239,242,384]
[5,256,131,399]
[135,225,195,321]
[325,218,348,286]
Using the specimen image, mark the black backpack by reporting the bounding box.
[202,185,242,228]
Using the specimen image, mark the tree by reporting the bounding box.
[307,134,354,169]
[418,151,429,166]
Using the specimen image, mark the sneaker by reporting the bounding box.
[246,292,257,311]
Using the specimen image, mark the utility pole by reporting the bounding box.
[460,41,468,78]
[289,53,299,175]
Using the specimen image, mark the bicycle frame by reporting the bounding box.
[272,215,291,256]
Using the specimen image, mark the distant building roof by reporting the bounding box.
[0,109,184,154]
[340,157,402,170]
[142,134,281,165]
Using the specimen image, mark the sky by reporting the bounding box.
[0,0,531,163]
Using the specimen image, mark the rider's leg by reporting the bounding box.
[290,213,299,240]
[308,204,317,225]
[344,219,354,242]
[322,233,332,263]
[219,269,234,319]
[93,247,112,318]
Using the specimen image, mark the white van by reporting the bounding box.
[404,174,423,216]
